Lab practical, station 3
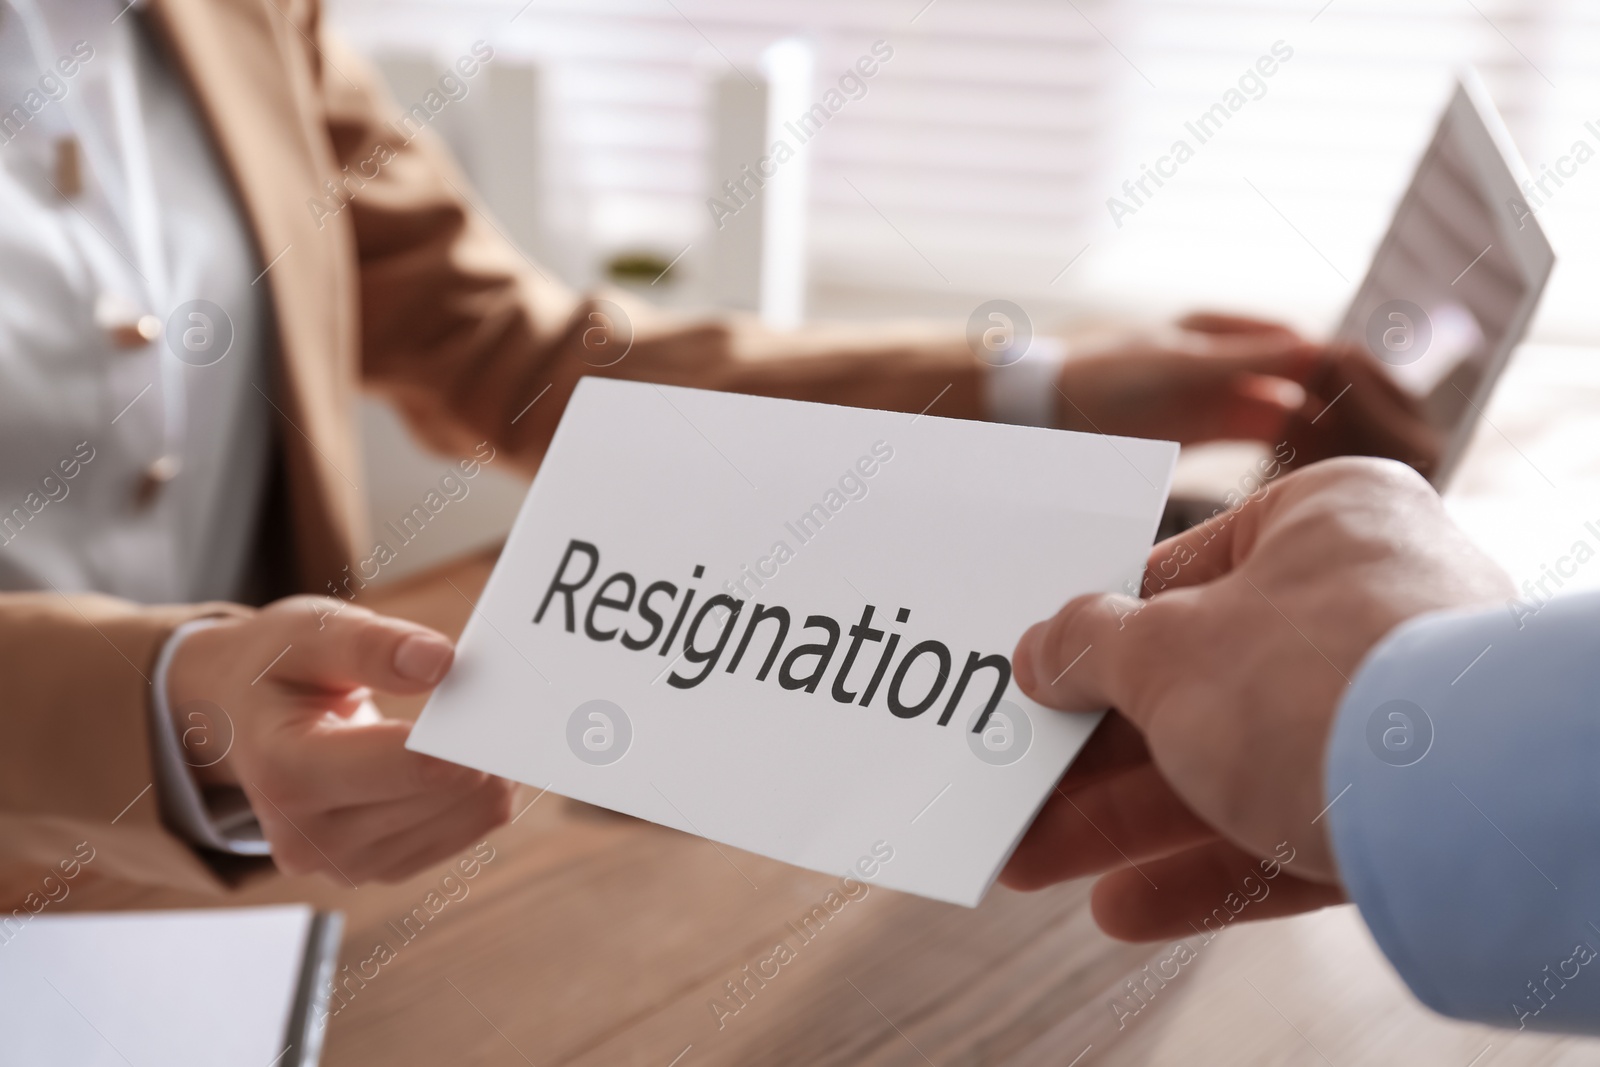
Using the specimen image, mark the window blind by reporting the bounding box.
[327,0,1600,340]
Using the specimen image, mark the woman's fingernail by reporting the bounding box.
[395,633,454,684]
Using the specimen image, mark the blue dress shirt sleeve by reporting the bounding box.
[1325,588,1600,1033]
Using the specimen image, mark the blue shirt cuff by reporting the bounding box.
[1325,589,1600,1033]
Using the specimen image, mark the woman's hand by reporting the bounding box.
[165,596,516,884]
[1055,312,1441,473]
[1055,312,1316,443]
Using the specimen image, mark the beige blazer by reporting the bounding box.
[0,0,983,899]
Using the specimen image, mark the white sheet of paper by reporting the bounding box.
[0,905,312,1067]
[409,379,1175,906]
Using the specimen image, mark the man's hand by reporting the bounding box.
[165,597,516,884]
[1057,313,1441,473]
[999,458,1511,940]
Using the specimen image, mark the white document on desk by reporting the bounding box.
[0,905,332,1067]
[409,378,1176,906]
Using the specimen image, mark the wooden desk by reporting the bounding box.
[65,344,1600,1064]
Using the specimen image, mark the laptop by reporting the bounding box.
[1160,70,1555,537]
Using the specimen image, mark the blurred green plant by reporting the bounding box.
[605,250,678,286]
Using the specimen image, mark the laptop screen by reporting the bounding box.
[1332,82,1549,487]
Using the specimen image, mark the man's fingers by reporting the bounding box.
[1057,712,1150,791]
[1013,593,1144,715]
[1089,839,1346,942]
[252,717,484,809]
[1000,765,1216,891]
[1140,504,1250,595]
[264,600,456,695]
